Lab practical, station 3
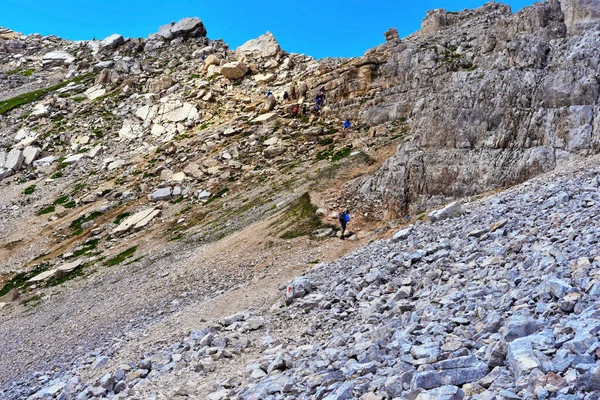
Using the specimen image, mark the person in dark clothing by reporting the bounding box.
[343,120,351,130]
[338,210,350,239]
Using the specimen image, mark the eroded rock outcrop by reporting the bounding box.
[325,0,600,215]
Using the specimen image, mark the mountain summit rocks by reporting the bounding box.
[236,31,282,60]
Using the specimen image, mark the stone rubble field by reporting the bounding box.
[6,157,600,400]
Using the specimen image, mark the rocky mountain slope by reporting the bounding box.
[0,0,599,399]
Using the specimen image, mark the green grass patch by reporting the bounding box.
[38,205,55,215]
[331,147,352,162]
[53,195,70,205]
[113,212,131,225]
[64,201,76,209]
[50,171,63,179]
[23,185,36,195]
[270,192,328,239]
[6,68,34,77]
[0,73,94,115]
[0,263,49,297]
[72,238,100,258]
[204,187,229,205]
[46,267,85,287]
[103,246,137,267]
[69,211,102,232]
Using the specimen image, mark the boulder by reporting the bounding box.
[170,17,207,38]
[30,103,49,118]
[147,76,175,93]
[5,148,23,171]
[85,85,106,100]
[252,112,278,123]
[63,154,86,165]
[263,146,286,159]
[220,61,249,80]
[204,54,221,67]
[22,146,41,165]
[0,150,6,168]
[112,208,162,235]
[0,288,20,303]
[392,225,413,241]
[54,259,83,279]
[150,187,172,202]
[27,269,58,283]
[42,51,75,65]
[428,201,464,222]
[0,168,12,180]
[33,156,56,168]
[236,32,281,59]
[100,34,125,49]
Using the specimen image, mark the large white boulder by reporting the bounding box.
[220,61,249,80]
[5,148,23,171]
[100,33,125,49]
[112,208,161,235]
[42,51,75,65]
[22,146,41,165]
[236,32,281,59]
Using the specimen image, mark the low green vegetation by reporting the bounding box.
[6,67,34,77]
[316,145,353,162]
[113,212,131,225]
[0,73,94,115]
[46,267,85,287]
[50,171,63,179]
[72,238,100,258]
[0,263,49,297]
[69,211,102,236]
[37,205,55,215]
[271,192,333,239]
[204,187,229,205]
[53,195,70,205]
[103,246,138,267]
[23,185,36,195]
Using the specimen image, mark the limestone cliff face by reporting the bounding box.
[560,0,600,35]
[319,0,600,215]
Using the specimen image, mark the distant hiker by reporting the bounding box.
[343,120,351,130]
[266,90,272,98]
[313,104,320,114]
[201,54,206,62]
[338,210,350,239]
[315,94,324,106]
[302,104,307,115]
[283,91,289,101]
[292,105,299,116]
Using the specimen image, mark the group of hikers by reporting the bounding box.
[266,86,352,131]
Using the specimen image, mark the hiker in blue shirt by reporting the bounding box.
[343,120,351,130]
[338,210,350,239]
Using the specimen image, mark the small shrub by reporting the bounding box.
[23,185,36,195]
[38,205,55,215]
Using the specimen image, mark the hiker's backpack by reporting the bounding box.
[339,213,350,223]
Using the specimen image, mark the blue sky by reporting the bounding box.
[3,0,536,59]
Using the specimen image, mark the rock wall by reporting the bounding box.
[320,0,600,215]
[560,0,600,35]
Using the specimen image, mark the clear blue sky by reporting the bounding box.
[3,0,536,59]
